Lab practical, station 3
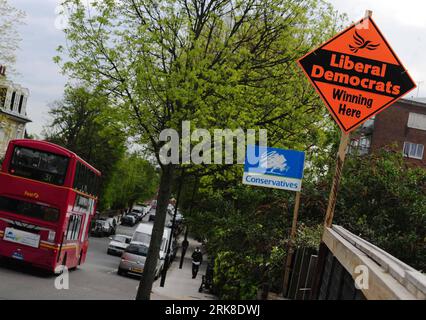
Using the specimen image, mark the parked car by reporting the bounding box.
[175,211,184,223]
[148,200,157,221]
[121,215,136,226]
[131,223,173,274]
[107,235,132,256]
[130,209,144,222]
[91,219,115,237]
[118,243,162,278]
[148,207,156,222]
[166,204,174,216]
[106,218,117,235]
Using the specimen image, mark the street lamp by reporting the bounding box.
[160,168,185,287]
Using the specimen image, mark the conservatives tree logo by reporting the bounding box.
[259,150,289,174]
[349,31,380,53]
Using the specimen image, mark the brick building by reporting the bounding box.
[0,66,31,159]
[349,98,426,168]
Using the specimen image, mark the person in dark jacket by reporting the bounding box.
[191,247,203,279]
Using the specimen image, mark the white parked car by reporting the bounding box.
[107,234,132,256]
[130,223,173,278]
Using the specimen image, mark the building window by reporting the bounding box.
[403,142,424,160]
[407,112,426,131]
[349,135,371,156]
[10,91,16,111]
[18,95,24,114]
[0,87,7,108]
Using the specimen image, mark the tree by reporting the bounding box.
[44,86,127,209]
[57,0,342,299]
[103,153,159,209]
[0,0,25,69]
[335,149,426,271]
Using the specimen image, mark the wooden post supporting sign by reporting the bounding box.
[296,7,417,298]
[282,191,301,296]
[324,132,350,227]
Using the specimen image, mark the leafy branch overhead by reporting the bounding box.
[57,0,344,161]
[0,0,25,71]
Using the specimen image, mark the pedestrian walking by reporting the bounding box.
[191,247,203,279]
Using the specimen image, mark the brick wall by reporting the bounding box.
[371,101,426,168]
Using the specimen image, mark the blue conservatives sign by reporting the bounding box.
[243,145,305,191]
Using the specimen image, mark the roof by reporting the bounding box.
[135,223,169,238]
[410,97,426,104]
[400,97,426,108]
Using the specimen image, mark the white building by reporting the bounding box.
[0,67,31,158]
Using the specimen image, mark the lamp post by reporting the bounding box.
[160,168,185,287]
[179,177,198,269]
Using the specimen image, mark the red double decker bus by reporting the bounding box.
[0,139,101,273]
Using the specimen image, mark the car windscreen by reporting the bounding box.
[0,196,60,222]
[113,235,128,243]
[132,232,151,244]
[126,244,148,256]
[9,146,69,186]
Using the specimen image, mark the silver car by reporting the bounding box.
[107,235,132,256]
[118,242,162,278]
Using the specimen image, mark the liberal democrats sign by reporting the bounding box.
[243,145,305,192]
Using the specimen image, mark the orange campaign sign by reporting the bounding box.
[298,16,416,133]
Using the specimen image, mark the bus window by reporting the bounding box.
[66,214,83,241]
[74,195,90,212]
[73,161,100,197]
[0,195,60,222]
[9,146,69,186]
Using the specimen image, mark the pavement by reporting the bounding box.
[0,213,215,300]
[152,237,215,300]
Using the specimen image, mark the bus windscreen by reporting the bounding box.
[9,146,69,186]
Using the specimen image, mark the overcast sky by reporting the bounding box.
[8,0,426,136]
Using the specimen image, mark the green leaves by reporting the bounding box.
[102,153,159,209]
[336,149,426,271]
[44,86,128,210]
[0,0,25,71]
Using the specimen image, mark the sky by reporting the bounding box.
[7,0,426,136]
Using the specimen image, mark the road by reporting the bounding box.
[0,215,175,300]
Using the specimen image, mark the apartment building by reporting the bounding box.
[349,98,426,168]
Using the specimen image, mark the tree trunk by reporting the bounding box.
[136,164,174,300]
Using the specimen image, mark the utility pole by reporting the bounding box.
[179,226,189,269]
[160,167,185,287]
[179,178,198,269]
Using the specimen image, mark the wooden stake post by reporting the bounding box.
[323,132,350,227]
[309,9,372,300]
[282,191,301,296]
[324,8,372,228]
